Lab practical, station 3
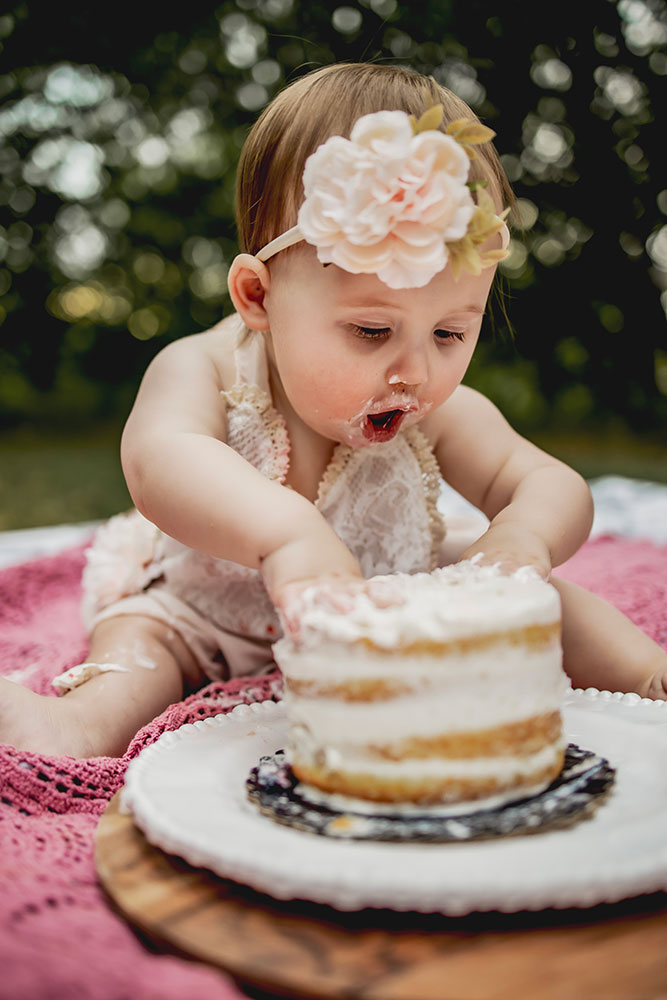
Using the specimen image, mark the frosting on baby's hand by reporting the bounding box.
[459,524,552,581]
[277,576,406,639]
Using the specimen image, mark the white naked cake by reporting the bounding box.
[273,562,568,811]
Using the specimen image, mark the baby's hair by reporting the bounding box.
[235,62,515,258]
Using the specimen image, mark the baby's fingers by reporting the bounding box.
[644,671,667,701]
[364,577,406,608]
[276,576,363,637]
[458,546,551,580]
[276,575,405,639]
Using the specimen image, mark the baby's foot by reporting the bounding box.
[0,677,93,757]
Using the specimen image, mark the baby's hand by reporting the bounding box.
[276,575,362,637]
[276,576,405,640]
[458,522,552,579]
[261,506,363,606]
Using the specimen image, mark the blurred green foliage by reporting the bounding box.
[1,0,666,433]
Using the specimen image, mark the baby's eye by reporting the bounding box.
[434,329,466,343]
[351,325,391,340]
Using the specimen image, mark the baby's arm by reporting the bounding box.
[427,388,667,697]
[426,386,593,576]
[121,326,361,603]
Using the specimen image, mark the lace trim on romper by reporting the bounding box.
[221,382,290,484]
[404,426,448,569]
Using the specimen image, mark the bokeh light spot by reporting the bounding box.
[133,252,166,284]
[533,236,566,267]
[0,15,14,39]
[654,349,667,393]
[598,303,625,333]
[370,0,397,15]
[98,198,130,229]
[59,284,103,318]
[136,137,170,169]
[53,218,108,278]
[44,64,113,108]
[236,82,268,111]
[252,59,281,85]
[178,49,208,74]
[513,199,539,230]
[221,14,266,68]
[189,263,229,299]
[128,307,161,340]
[532,123,569,164]
[556,337,589,374]
[499,240,528,278]
[332,7,363,33]
[531,58,572,91]
[647,225,667,269]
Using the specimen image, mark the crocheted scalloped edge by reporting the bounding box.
[221,382,271,413]
[221,383,291,483]
[315,441,353,510]
[403,425,447,570]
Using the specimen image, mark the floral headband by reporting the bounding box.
[256,105,510,290]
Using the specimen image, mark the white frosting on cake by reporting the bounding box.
[283,561,560,650]
[284,647,565,741]
[273,561,567,809]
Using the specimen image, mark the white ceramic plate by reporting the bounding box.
[121,691,667,914]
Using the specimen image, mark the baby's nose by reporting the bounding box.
[386,351,429,388]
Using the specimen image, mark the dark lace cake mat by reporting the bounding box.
[246,744,615,842]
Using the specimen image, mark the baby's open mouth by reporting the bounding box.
[363,408,405,442]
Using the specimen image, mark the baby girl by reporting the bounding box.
[2,62,665,757]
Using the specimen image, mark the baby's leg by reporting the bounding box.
[553,577,667,698]
[0,614,204,758]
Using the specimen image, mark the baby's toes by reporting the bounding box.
[646,672,667,701]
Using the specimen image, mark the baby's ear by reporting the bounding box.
[228,254,271,330]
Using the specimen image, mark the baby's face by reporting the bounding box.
[263,245,497,448]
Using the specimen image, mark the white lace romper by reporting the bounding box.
[69,327,446,683]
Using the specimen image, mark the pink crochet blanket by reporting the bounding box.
[1,537,666,999]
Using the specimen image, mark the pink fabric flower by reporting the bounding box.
[81,510,163,623]
[297,110,475,289]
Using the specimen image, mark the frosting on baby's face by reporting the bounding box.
[262,244,495,449]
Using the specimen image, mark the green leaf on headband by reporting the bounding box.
[446,117,473,134]
[448,189,510,280]
[447,119,497,150]
[480,248,511,266]
[412,104,444,134]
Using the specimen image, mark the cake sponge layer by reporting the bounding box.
[292,748,566,806]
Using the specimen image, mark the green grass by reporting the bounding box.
[0,420,665,531]
[0,422,131,531]
[530,428,667,485]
